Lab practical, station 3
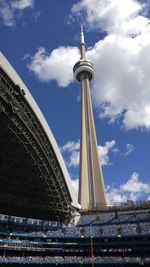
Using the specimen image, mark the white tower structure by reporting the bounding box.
[73,26,107,210]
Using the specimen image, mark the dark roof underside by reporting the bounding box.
[0,66,73,222]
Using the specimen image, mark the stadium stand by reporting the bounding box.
[0,206,149,266]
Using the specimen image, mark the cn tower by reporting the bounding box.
[73,26,107,209]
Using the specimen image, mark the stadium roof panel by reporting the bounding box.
[0,52,80,221]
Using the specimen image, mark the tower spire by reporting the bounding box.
[80,24,86,59]
[80,24,85,44]
[73,28,107,210]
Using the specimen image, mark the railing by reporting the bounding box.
[80,200,150,214]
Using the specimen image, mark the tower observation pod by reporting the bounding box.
[73,25,107,210]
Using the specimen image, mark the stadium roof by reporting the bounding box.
[0,52,80,222]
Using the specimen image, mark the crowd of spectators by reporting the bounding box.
[80,212,150,225]
[8,222,149,238]
[0,212,149,240]
[0,212,149,265]
[0,256,149,264]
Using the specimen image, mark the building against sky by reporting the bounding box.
[73,26,107,209]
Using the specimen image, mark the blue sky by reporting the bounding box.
[0,0,150,204]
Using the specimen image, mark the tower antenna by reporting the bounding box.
[80,24,86,59]
[80,24,85,44]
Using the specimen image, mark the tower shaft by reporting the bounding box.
[73,26,107,210]
[79,74,107,209]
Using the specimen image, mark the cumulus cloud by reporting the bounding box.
[0,0,15,26]
[60,139,116,168]
[28,47,79,87]
[11,0,34,10]
[107,172,150,204]
[70,0,150,130]
[61,140,80,153]
[88,33,150,130]
[106,186,128,204]
[121,172,150,193]
[71,0,146,35]
[0,0,35,27]
[68,150,80,168]
[98,140,116,165]
[60,140,80,167]
[60,140,80,168]
[28,0,150,130]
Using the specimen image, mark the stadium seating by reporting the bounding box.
[0,210,149,266]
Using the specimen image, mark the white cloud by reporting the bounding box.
[106,186,128,204]
[28,47,79,87]
[107,172,150,204]
[60,140,80,168]
[0,0,15,26]
[121,172,150,193]
[123,143,135,156]
[60,140,80,153]
[0,0,35,27]
[60,139,116,168]
[98,140,116,165]
[69,151,80,168]
[71,179,79,200]
[11,0,34,10]
[71,0,146,35]
[111,143,135,156]
[89,33,150,130]
[60,140,80,167]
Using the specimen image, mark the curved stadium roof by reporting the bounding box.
[0,52,80,222]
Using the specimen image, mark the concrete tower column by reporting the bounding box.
[73,26,107,210]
